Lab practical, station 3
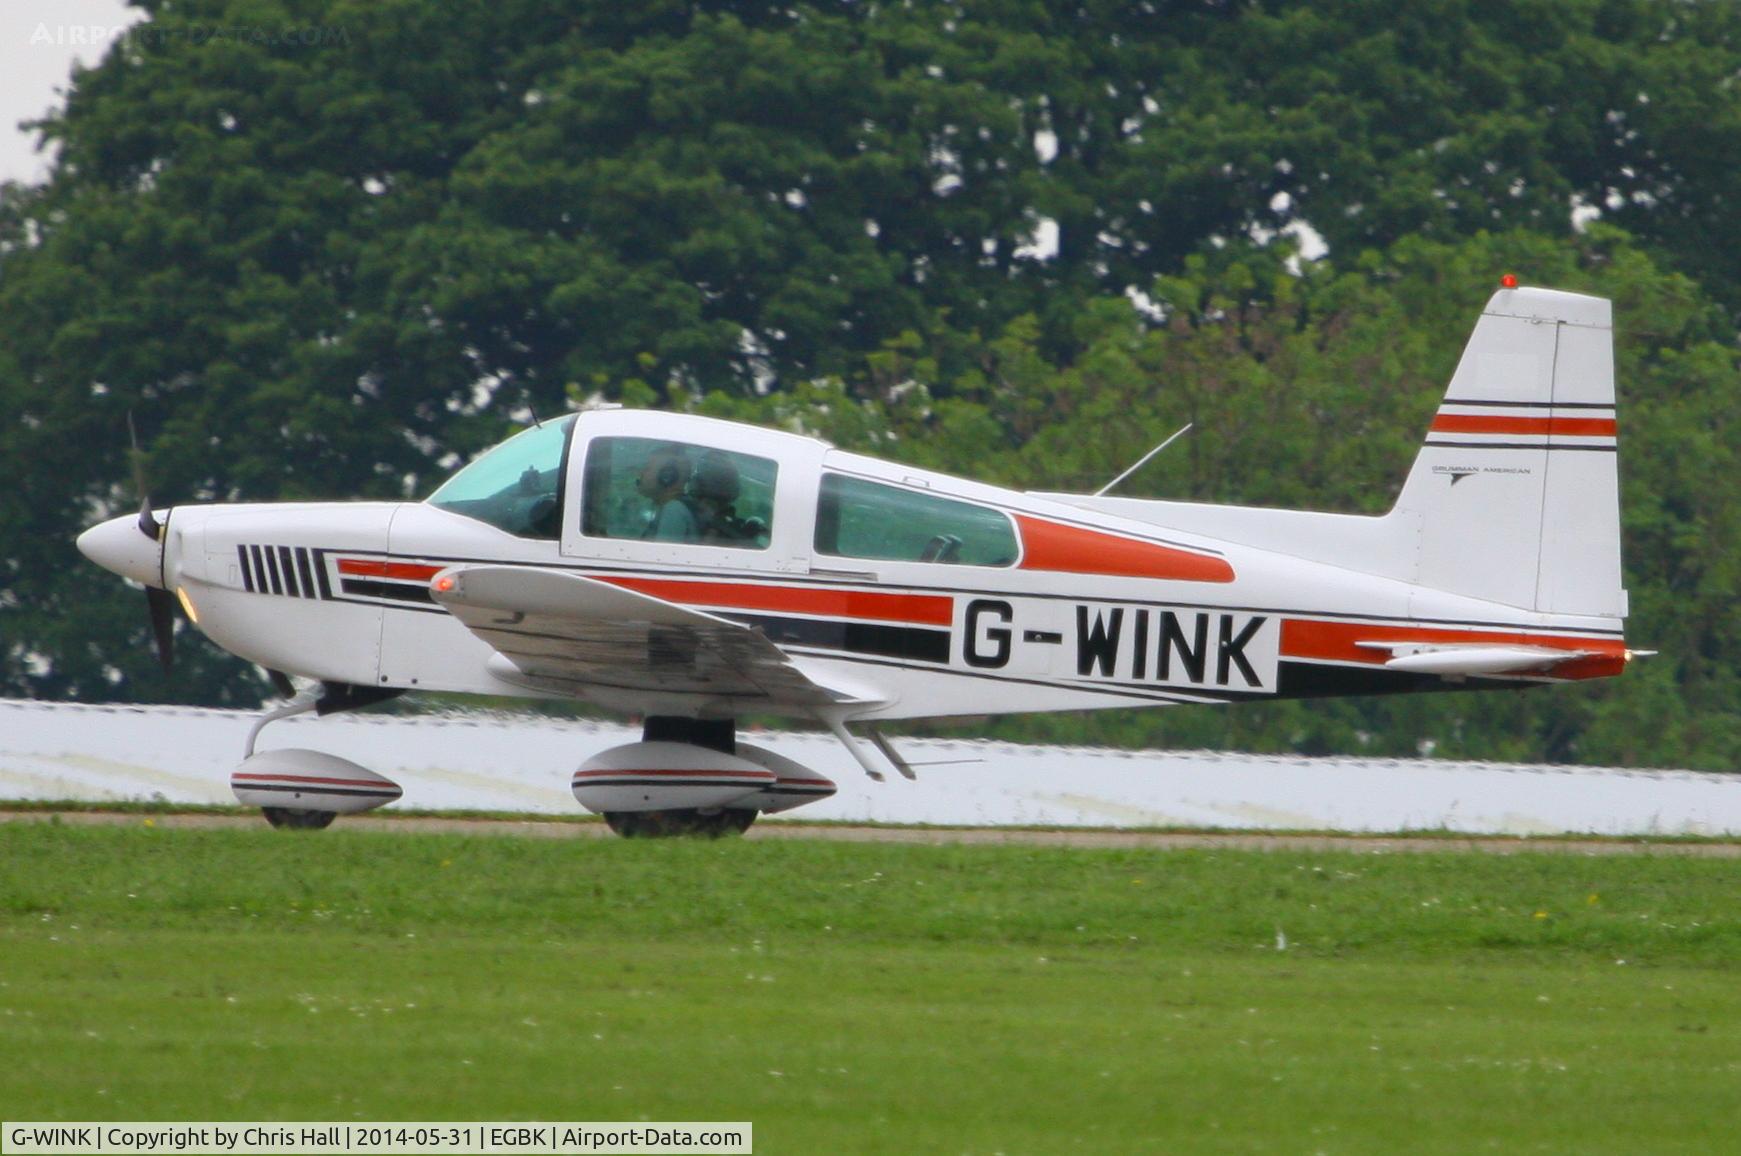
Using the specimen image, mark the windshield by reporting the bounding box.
[427,417,575,538]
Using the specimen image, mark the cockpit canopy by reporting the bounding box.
[426,417,574,538]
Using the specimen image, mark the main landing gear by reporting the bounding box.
[582,716,837,839]
[602,809,758,839]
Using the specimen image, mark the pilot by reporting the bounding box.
[637,445,697,541]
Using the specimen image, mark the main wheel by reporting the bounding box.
[714,809,757,835]
[262,807,338,830]
[602,808,756,838]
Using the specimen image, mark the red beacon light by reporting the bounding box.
[1500,273,1519,289]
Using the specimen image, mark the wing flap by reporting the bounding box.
[430,565,877,708]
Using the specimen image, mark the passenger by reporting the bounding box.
[688,452,744,544]
[637,445,697,541]
[689,453,769,545]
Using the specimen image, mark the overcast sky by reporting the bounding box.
[1,0,140,185]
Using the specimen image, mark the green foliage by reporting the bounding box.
[1,0,1736,766]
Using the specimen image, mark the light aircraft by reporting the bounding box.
[78,283,1641,835]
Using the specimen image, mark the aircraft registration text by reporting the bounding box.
[958,598,1280,693]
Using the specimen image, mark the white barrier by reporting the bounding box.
[2,698,1737,835]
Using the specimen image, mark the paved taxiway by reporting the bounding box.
[5,699,1740,835]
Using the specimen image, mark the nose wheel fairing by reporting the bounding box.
[230,748,404,817]
[232,681,407,829]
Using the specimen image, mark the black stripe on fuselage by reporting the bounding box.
[295,547,317,598]
[1439,397,1614,410]
[339,578,436,604]
[784,646,1529,708]
[256,545,280,594]
[1424,439,1616,453]
[279,546,300,597]
[312,546,1622,639]
[721,612,951,665]
[1061,659,1518,703]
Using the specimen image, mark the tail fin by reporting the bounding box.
[1391,286,1624,618]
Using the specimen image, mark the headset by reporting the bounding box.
[650,451,689,490]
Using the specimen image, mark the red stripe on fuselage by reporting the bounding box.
[1430,414,1617,437]
[1014,516,1235,583]
[598,576,956,627]
[338,558,445,582]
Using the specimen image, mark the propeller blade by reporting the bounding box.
[144,585,176,672]
[127,412,162,541]
[138,498,162,542]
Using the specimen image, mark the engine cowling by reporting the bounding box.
[571,741,776,814]
[231,749,403,815]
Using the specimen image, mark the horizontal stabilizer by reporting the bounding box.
[1356,641,1591,676]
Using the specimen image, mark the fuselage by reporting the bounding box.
[87,408,1628,724]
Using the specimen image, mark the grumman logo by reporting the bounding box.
[1073,604,1280,691]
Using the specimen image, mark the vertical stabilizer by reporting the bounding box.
[1391,286,1624,618]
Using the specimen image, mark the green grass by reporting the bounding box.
[2,822,1739,1153]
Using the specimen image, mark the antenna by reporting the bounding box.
[1093,422,1193,497]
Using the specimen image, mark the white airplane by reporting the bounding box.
[78,283,1641,834]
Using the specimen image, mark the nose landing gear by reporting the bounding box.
[231,682,406,829]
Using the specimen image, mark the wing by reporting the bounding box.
[429,565,879,710]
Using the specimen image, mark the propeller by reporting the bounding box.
[128,412,174,671]
[145,587,177,672]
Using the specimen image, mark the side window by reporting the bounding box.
[581,437,777,549]
[815,474,1017,566]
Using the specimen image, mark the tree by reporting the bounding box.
[3,0,1737,768]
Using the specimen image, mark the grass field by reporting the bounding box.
[2,820,1739,1153]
